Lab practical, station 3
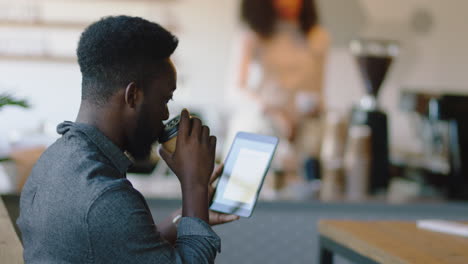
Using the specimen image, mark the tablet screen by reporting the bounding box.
[211,133,278,216]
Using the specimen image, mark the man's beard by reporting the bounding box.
[126,109,158,161]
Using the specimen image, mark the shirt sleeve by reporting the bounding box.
[86,185,221,264]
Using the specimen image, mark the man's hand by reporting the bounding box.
[159,109,216,188]
[159,109,216,222]
[208,210,239,226]
[208,164,240,225]
[159,163,239,244]
[168,208,239,228]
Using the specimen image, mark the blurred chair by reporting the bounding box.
[0,197,23,263]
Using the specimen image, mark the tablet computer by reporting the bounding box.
[210,132,279,217]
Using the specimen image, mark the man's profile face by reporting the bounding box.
[126,59,176,160]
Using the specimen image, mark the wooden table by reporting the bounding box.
[318,220,468,264]
[0,197,23,263]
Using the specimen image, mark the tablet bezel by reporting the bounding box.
[209,131,278,217]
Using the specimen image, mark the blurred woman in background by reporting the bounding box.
[238,0,330,187]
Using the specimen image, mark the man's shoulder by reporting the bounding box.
[43,129,106,163]
[35,130,122,177]
[87,178,136,211]
[88,179,143,216]
[25,131,130,206]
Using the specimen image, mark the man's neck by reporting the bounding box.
[76,101,125,150]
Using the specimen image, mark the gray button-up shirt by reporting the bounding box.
[17,121,221,263]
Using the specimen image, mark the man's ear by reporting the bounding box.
[124,82,142,109]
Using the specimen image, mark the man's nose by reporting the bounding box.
[163,105,170,120]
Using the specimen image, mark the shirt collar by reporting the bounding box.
[57,121,132,174]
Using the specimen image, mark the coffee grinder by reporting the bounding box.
[349,39,399,194]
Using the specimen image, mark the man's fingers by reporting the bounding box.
[201,125,210,144]
[178,109,190,139]
[191,117,202,139]
[221,214,240,222]
[209,211,240,225]
[209,136,216,155]
[210,163,224,185]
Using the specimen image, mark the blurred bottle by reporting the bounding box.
[319,112,347,201]
[344,125,371,201]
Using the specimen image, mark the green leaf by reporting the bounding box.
[0,93,30,109]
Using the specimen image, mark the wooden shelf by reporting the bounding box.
[0,20,89,30]
[45,0,175,2]
[0,54,76,63]
[0,20,176,31]
[41,0,175,1]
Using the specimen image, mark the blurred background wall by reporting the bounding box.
[0,0,239,151]
[1,0,467,162]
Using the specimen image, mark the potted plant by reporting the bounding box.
[0,93,29,110]
[0,93,30,162]
[0,93,30,193]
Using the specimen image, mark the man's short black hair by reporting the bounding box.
[77,15,178,105]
